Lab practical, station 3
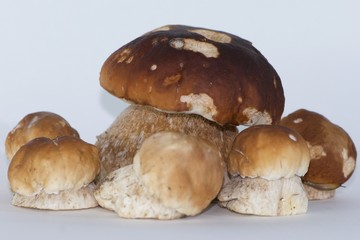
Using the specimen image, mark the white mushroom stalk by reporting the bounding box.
[218,176,308,216]
[94,165,184,219]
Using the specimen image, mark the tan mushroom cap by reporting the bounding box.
[100,25,284,126]
[5,111,79,160]
[133,131,224,216]
[227,125,310,180]
[8,136,100,197]
[280,109,357,190]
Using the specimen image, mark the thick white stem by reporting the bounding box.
[217,176,308,216]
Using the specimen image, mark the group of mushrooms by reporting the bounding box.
[5,25,357,218]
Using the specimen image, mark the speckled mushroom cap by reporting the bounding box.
[280,109,357,190]
[100,25,285,126]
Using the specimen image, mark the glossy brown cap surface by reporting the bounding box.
[280,109,357,190]
[100,25,285,126]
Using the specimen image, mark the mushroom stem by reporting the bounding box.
[94,165,184,219]
[11,184,98,210]
[217,176,308,216]
[96,104,237,181]
[303,184,336,200]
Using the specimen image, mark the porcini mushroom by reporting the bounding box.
[96,24,285,181]
[8,136,100,210]
[217,125,311,216]
[280,109,357,200]
[5,111,79,160]
[94,131,224,219]
[96,104,236,181]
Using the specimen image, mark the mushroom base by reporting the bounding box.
[217,176,308,216]
[95,104,237,181]
[303,184,336,200]
[94,165,184,220]
[11,183,98,210]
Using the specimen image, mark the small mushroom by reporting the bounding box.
[7,136,100,210]
[5,111,79,160]
[96,24,285,181]
[94,131,224,219]
[280,109,357,200]
[217,125,311,216]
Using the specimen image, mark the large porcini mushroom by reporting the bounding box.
[94,131,224,219]
[5,111,79,160]
[96,24,285,180]
[217,125,311,216]
[280,109,357,200]
[8,136,100,210]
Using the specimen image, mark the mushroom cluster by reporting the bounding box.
[6,111,101,210]
[96,24,285,181]
[93,24,288,218]
[4,25,357,218]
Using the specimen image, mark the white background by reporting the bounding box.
[0,0,359,239]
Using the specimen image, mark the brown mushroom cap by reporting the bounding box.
[8,136,100,197]
[133,131,224,216]
[227,125,310,180]
[5,111,79,160]
[100,25,284,126]
[280,109,357,190]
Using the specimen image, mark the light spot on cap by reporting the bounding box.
[273,76,278,88]
[152,38,159,46]
[188,29,232,43]
[151,26,171,32]
[116,48,132,63]
[150,64,157,71]
[288,134,297,142]
[308,144,326,160]
[169,38,185,49]
[242,108,272,125]
[52,139,59,146]
[125,56,134,64]
[28,115,40,128]
[342,148,356,178]
[237,97,243,104]
[180,93,217,121]
[169,38,219,58]
[152,37,168,46]
[59,120,67,127]
[293,118,303,124]
[10,121,24,134]
[163,73,182,86]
